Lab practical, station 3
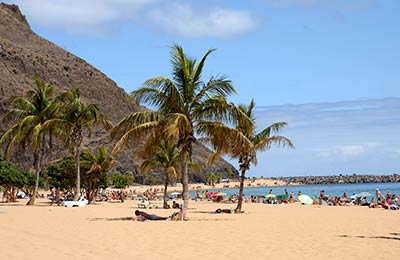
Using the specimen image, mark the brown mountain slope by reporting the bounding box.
[0,3,238,182]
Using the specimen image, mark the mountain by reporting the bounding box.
[0,3,238,182]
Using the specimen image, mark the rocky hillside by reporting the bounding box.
[0,3,238,182]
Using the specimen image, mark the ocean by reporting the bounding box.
[189,182,400,200]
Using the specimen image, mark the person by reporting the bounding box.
[215,208,233,214]
[319,190,328,205]
[369,198,378,208]
[340,192,348,203]
[289,192,296,203]
[134,210,167,221]
[386,190,392,201]
[172,201,180,209]
[375,188,381,200]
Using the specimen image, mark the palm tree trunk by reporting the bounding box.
[27,150,41,205]
[163,175,169,209]
[181,150,189,214]
[74,144,81,201]
[235,168,246,213]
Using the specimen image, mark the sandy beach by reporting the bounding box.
[131,178,289,194]
[1,198,399,260]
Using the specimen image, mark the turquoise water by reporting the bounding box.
[190,182,400,200]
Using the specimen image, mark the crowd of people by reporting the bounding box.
[191,187,399,211]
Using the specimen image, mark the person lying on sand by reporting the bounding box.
[215,208,233,214]
[134,210,183,221]
[134,210,167,221]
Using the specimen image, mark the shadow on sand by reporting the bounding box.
[90,217,134,221]
[338,233,400,241]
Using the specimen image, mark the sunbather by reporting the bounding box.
[134,210,167,221]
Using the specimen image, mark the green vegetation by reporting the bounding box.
[0,76,56,205]
[112,173,129,189]
[111,44,240,212]
[219,99,294,213]
[80,147,113,203]
[45,156,76,191]
[43,88,112,200]
[0,157,35,202]
[140,139,182,208]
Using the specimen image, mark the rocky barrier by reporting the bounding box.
[269,174,400,185]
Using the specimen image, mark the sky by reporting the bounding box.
[4,0,400,177]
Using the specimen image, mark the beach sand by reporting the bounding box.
[131,178,289,194]
[1,198,399,260]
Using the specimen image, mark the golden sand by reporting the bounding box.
[131,179,288,194]
[0,198,399,260]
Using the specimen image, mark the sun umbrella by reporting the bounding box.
[266,194,276,199]
[298,194,313,205]
[215,192,226,196]
[356,192,371,198]
[170,192,181,196]
[276,194,288,200]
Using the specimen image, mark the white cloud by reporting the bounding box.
[6,0,257,38]
[318,145,365,158]
[147,3,257,38]
[10,0,157,36]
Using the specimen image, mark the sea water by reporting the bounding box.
[190,182,400,200]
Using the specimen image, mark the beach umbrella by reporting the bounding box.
[266,194,276,199]
[170,192,181,197]
[215,192,226,196]
[298,195,313,205]
[276,194,288,200]
[356,192,371,198]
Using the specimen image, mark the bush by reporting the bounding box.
[112,173,129,189]
[0,158,34,202]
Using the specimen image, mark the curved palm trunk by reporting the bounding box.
[163,174,169,209]
[27,150,41,206]
[87,182,97,204]
[235,167,247,213]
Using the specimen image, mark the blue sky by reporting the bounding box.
[5,0,400,176]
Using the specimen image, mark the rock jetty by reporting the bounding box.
[269,174,400,185]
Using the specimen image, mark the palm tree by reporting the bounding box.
[140,139,182,209]
[44,88,112,200]
[80,146,114,204]
[205,172,217,186]
[224,99,294,213]
[111,44,239,212]
[0,76,56,205]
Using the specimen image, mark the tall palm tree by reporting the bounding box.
[140,139,182,209]
[80,146,114,204]
[44,88,112,200]
[111,44,240,212]
[0,76,56,205]
[221,99,294,213]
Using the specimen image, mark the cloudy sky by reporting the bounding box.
[4,0,400,176]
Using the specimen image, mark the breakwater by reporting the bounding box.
[269,174,399,185]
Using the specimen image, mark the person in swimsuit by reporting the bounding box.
[134,210,168,220]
